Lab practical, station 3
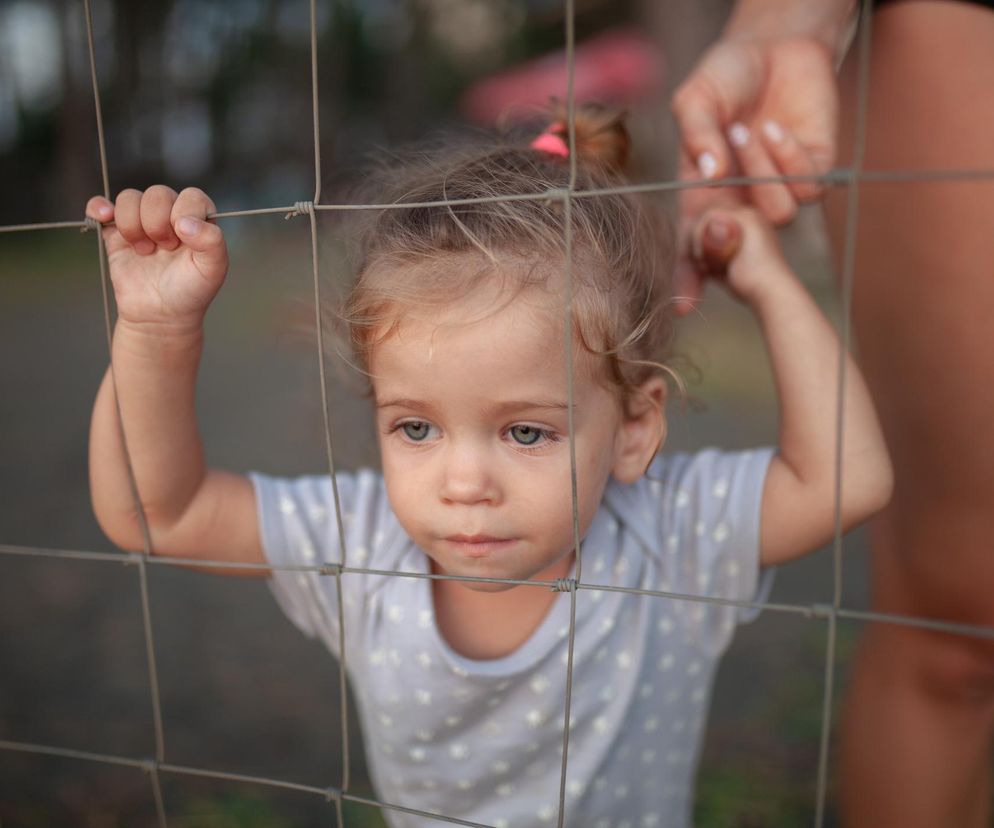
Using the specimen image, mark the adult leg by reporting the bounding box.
[825,3,994,827]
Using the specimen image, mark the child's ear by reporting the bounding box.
[612,377,668,484]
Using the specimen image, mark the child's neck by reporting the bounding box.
[431,553,574,660]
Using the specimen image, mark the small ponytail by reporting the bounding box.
[343,100,676,409]
[530,101,631,176]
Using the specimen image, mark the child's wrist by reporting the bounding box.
[113,317,205,359]
[736,263,799,315]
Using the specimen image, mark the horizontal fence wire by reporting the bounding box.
[5,166,994,235]
[3,541,994,642]
[4,0,994,826]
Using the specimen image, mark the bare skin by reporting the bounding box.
[825,3,994,826]
[674,1,994,824]
[87,186,889,662]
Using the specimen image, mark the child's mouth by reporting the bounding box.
[443,535,515,557]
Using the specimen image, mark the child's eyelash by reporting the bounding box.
[506,425,562,450]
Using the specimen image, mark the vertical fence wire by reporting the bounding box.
[83,0,168,824]
[3,0,993,824]
[813,2,874,826]
[553,0,582,825]
[302,0,353,811]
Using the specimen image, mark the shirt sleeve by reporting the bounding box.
[651,448,775,655]
[250,469,394,657]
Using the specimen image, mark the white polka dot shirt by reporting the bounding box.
[252,448,774,828]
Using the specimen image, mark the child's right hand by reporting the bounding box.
[85,187,228,332]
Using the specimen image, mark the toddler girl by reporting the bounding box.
[87,106,891,828]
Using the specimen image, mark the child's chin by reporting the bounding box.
[459,578,521,594]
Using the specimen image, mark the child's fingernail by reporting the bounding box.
[177,217,200,236]
[98,204,112,218]
[697,151,718,180]
[762,120,784,143]
[728,122,750,148]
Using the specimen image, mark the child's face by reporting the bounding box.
[370,285,631,592]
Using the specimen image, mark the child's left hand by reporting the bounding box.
[687,207,892,566]
[690,206,790,307]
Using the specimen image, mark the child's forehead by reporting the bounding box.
[368,285,606,386]
[380,286,563,355]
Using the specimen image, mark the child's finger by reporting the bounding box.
[759,120,825,203]
[174,214,227,280]
[139,185,180,251]
[114,189,155,256]
[727,122,798,226]
[171,187,217,226]
[85,196,114,223]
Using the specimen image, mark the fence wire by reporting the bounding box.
[3,1,994,827]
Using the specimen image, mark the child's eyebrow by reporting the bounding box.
[485,399,572,416]
[375,397,572,414]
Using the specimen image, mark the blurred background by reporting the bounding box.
[0,0,866,825]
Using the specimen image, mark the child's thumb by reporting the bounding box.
[176,216,227,277]
[693,213,742,275]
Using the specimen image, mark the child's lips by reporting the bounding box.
[443,535,515,557]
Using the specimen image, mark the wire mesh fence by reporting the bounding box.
[2,0,994,826]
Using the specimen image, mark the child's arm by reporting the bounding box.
[87,187,265,573]
[695,207,893,566]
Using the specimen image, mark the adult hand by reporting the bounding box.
[671,35,839,312]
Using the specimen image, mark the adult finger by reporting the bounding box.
[672,256,703,317]
[114,189,154,255]
[672,84,732,182]
[759,120,825,203]
[691,211,743,276]
[139,185,180,251]
[727,122,798,226]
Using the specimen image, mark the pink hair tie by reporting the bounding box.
[531,124,569,159]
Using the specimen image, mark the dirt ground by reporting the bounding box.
[0,216,869,827]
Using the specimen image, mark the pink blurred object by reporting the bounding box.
[460,28,666,126]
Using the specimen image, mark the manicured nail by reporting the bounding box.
[728,122,750,148]
[697,151,718,180]
[177,216,200,236]
[762,120,785,143]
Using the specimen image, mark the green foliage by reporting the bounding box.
[178,792,294,828]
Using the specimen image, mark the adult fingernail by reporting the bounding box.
[697,151,717,180]
[728,122,750,148]
[177,216,200,236]
[708,217,731,245]
[763,120,784,143]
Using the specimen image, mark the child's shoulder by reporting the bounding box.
[249,467,413,571]
[603,447,775,535]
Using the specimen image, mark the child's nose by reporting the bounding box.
[439,444,498,505]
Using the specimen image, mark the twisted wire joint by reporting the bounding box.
[285,200,315,220]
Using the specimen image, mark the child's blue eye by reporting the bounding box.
[401,421,432,441]
[509,425,544,446]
